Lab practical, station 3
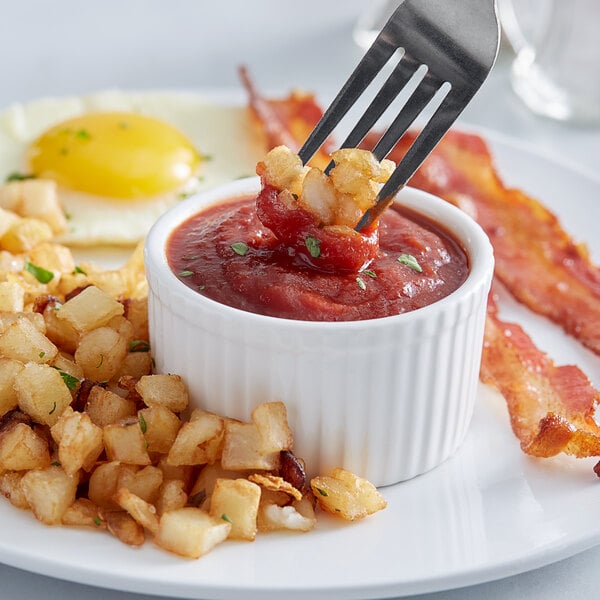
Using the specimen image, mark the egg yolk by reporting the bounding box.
[27,112,201,199]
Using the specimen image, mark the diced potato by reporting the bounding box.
[50,406,104,475]
[154,507,231,559]
[103,420,151,465]
[0,208,19,237]
[310,468,387,521]
[0,217,53,253]
[156,456,194,487]
[123,297,149,341]
[104,510,144,547]
[56,285,124,333]
[21,465,78,525]
[85,386,136,427]
[115,351,153,380]
[0,310,45,335]
[15,362,72,426]
[116,465,163,504]
[0,281,24,312]
[88,461,123,509]
[0,422,51,471]
[114,487,159,534]
[42,302,80,355]
[209,478,261,541]
[167,409,224,466]
[257,146,307,197]
[0,358,23,417]
[28,241,75,275]
[0,471,29,509]
[156,479,188,515]
[138,405,181,455]
[75,326,128,381]
[251,401,293,454]
[107,315,135,343]
[221,421,279,471]
[62,497,105,529]
[50,352,84,381]
[189,462,245,510]
[135,374,189,413]
[0,315,58,364]
[257,502,316,533]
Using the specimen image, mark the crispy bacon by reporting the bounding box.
[372,130,600,356]
[240,66,334,170]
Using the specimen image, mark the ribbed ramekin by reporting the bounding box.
[145,177,493,486]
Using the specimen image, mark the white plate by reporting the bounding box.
[1,126,599,600]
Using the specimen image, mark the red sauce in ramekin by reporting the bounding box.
[167,196,468,321]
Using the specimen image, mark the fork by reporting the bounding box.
[298,0,500,231]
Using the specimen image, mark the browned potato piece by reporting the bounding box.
[0,358,23,417]
[116,465,163,504]
[251,401,293,454]
[103,420,151,465]
[115,351,153,379]
[138,405,181,454]
[167,410,224,466]
[0,281,24,312]
[209,478,261,541]
[0,311,45,335]
[88,461,122,509]
[51,353,84,381]
[75,326,128,381]
[0,471,29,509]
[135,374,189,412]
[310,468,387,521]
[104,510,145,547]
[15,363,72,426]
[189,462,245,510]
[43,303,80,355]
[85,386,136,427]
[114,487,159,534]
[156,479,188,515]
[0,218,53,253]
[124,297,149,341]
[0,422,51,471]
[154,508,230,558]
[62,498,105,529]
[56,285,124,333]
[0,316,58,364]
[257,502,316,533]
[156,456,194,488]
[21,465,78,525]
[221,421,279,471]
[50,407,104,475]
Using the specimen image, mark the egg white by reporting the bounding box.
[0,90,267,246]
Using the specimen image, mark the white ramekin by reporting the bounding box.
[145,177,493,487]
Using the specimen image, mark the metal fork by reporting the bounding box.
[298,0,500,231]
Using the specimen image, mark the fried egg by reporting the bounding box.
[0,91,266,246]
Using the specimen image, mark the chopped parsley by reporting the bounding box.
[39,351,45,359]
[356,277,366,291]
[305,235,321,258]
[397,253,423,273]
[93,517,102,527]
[51,367,80,391]
[129,340,150,353]
[231,242,249,256]
[362,269,377,278]
[73,265,87,275]
[139,413,147,434]
[24,260,54,284]
[48,401,57,415]
[178,270,194,277]
[96,354,104,368]
[75,129,91,141]
[5,171,35,182]
[315,487,328,497]
[51,461,61,467]
[221,513,233,523]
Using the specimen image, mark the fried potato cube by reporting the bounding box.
[189,462,245,510]
[251,401,293,454]
[298,167,338,225]
[42,303,80,355]
[135,374,189,413]
[114,487,159,534]
[221,421,280,471]
[156,456,194,487]
[117,465,163,504]
[0,311,45,335]
[209,478,261,541]
[166,409,224,466]
[50,406,104,475]
[51,352,84,381]
[115,351,153,379]
[0,208,19,237]
[0,471,29,509]
[138,405,181,455]
[21,465,78,525]
[0,422,51,471]
[56,285,124,333]
[85,386,136,427]
[156,479,188,515]
[310,468,387,521]
[123,297,149,341]
[103,420,151,465]
[258,145,307,196]
[257,502,316,533]
[15,362,72,426]
[0,316,58,364]
[104,510,145,547]
[62,497,105,529]
[88,461,122,509]
[28,242,75,275]
[154,507,231,559]
[0,281,24,312]
[0,217,53,253]
[75,326,128,381]
[0,358,23,417]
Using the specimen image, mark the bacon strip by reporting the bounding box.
[375,130,600,356]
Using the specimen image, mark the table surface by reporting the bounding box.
[1,2,599,599]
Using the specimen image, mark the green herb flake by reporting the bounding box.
[356,277,366,291]
[139,413,147,434]
[231,242,249,256]
[51,461,61,467]
[39,351,45,359]
[24,260,54,284]
[362,269,377,278]
[221,513,233,523]
[305,235,321,258]
[5,171,35,183]
[178,270,194,277]
[73,265,87,275]
[198,284,206,291]
[397,253,423,273]
[48,401,57,415]
[291,193,299,200]
[129,340,150,353]
[75,129,91,141]
[51,368,80,391]
[93,517,102,527]
[315,487,328,497]
[96,354,104,369]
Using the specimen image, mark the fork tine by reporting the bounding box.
[298,34,398,165]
